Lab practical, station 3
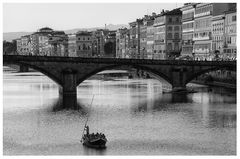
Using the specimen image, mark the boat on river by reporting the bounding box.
[81,125,107,149]
[80,95,107,149]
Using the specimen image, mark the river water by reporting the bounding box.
[3,66,236,155]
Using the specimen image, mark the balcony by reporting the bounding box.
[194,11,211,18]
[182,17,194,22]
[182,28,194,33]
[182,40,194,46]
[193,36,211,41]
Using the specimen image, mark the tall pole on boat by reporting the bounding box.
[80,95,95,142]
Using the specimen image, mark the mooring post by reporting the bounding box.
[59,68,78,109]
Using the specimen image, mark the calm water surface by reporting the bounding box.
[3,66,236,155]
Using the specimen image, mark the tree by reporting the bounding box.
[104,41,116,56]
[3,40,17,55]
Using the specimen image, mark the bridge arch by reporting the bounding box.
[76,64,172,86]
[4,61,62,85]
[185,66,236,85]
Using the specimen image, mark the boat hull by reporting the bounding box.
[82,137,107,149]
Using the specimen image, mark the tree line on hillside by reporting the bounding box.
[3,40,17,55]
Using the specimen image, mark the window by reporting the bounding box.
[176,17,179,23]
[167,26,172,31]
[194,33,198,38]
[167,33,172,39]
[174,26,179,31]
[174,33,179,39]
[228,37,232,44]
[83,37,85,40]
[232,15,236,21]
[78,38,80,40]
[167,43,172,50]
[174,43,179,50]
[168,17,172,23]
[78,46,81,50]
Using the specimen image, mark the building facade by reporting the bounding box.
[48,31,68,56]
[153,13,166,59]
[103,30,116,58]
[16,27,68,56]
[140,18,147,59]
[212,14,225,59]
[165,9,182,59]
[146,17,155,59]
[14,3,236,61]
[16,38,22,54]
[153,9,182,60]
[92,29,105,57]
[116,28,129,58]
[68,34,77,57]
[129,21,138,59]
[76,31,93,57]
[193,3,235,60]
[181,3,196,58]
[18,35,32,55]
[224,8,237,60]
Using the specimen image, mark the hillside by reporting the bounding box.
[3,24,128,42]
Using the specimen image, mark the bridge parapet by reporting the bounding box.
[3,55,236,66]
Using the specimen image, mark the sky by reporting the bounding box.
[3,3,183,32]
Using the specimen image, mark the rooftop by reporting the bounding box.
[162,8,182,16]
[76,31,92,36]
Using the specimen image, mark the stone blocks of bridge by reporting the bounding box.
[59,69,78,109]
[171,67,187,92]
[19,65,29,72]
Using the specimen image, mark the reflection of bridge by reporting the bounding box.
[3,55,236,109]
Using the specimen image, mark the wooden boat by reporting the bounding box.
[81,126,107,149]
[80,95,107,149]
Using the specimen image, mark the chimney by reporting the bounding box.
[152,12,156,17]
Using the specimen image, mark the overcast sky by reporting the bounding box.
[3,3,183,32]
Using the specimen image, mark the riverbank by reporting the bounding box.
[191,80,236,89]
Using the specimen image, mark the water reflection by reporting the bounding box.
[48,97,89,115]
[131,93,191,113]
[207,111,236,128]
[3,69,236,155]
[83,146,107,155]
[30,83,58,91]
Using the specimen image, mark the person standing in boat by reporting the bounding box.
[85,125,89,135]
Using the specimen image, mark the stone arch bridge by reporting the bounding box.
[3,55,236,109]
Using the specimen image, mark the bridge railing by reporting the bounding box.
[3,54,237,62]
[3,55,236,68]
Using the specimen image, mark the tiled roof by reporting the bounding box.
[76,31,92,36]
[162,8,182,16]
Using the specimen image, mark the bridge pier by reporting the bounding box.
[59,69,78,109]
[19,65,29,72]
[172,86,187,92]
[171,67,187,92]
